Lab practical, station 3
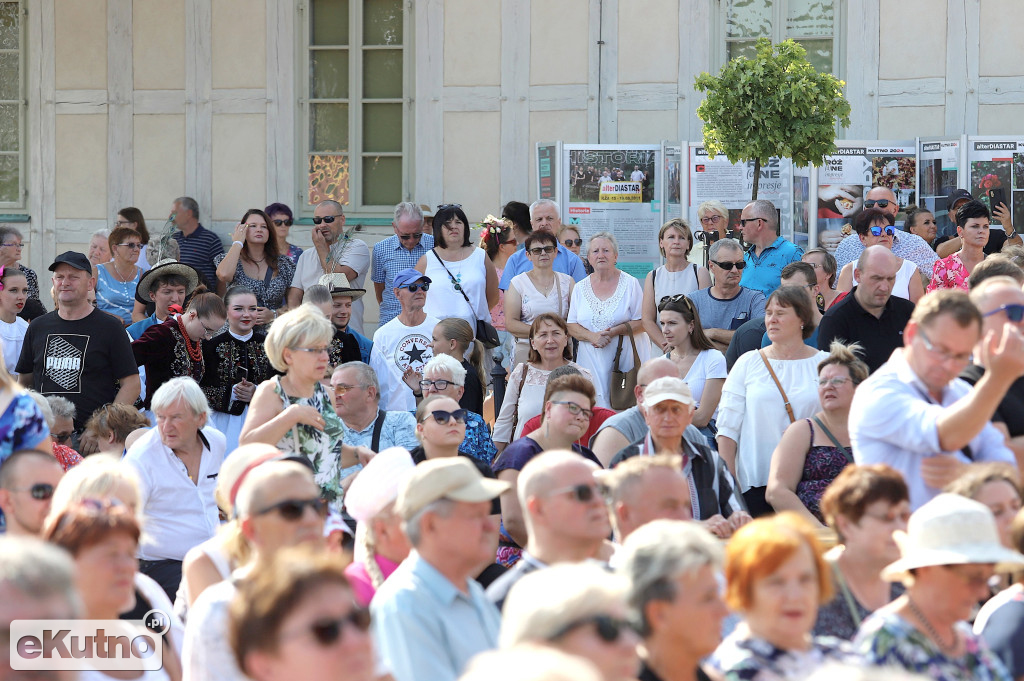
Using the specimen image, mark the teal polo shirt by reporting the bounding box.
[740,236,804,297]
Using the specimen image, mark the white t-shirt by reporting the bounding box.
[630,170,645,182]
[422,248,490,330]
[681,348,728,419]
[292,237,371,334]
[370,314,439,411]
[0,316,28,375]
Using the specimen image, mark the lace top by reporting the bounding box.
[212,253,295,310]
[492,361,595,443]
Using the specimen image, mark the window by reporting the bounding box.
[720,0,840,75]
[302,0,408,215]
[0,1,22,207]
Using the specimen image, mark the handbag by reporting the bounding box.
[758,350,795,423]
[610,326,641,410]
[432,249,501,349]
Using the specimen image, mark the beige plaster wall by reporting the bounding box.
[55,0,107,90]
[877,106,945,139]
[133,114,186,222]
[211,114,268,221]
[878,0,946,80]
[211,0,267,89]
[443,111,500,219]
[530,2,589,86]
[617,0,677,84]
[617,110,677,144]
[978,105,1024,135]
[979,0,1024,77]
[527,110,588,204]
[134,0,185,89]
[55,115,107,220]
[443,0,500,86]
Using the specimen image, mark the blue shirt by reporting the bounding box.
[461,411,498,465]
[172,224,224,290]
[498,242,587,290]
[127,314,161,341]
[339,324,373,364]
[740,236,804,297]
[372,551,501,681]
[371,233,435,325]
[338,410,419,452]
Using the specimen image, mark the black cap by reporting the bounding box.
[48,251,92,273]
[946,188,974,208]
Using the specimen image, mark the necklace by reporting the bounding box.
[906,596,957,654]
[176,316,204,362]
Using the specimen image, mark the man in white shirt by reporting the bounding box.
[630,165,646,183]
[124,376,227,599]
[850,289,1024,509]
[287,200,371,335]
[370,268,438,411]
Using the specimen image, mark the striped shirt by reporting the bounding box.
[172,224,224,289]
[371,233,435,325]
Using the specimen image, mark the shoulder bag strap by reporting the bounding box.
[811,415,853,464]
[432,248,473,307]
[509,364,531,438]
[829,557,864,628]
[370,409,388,452]
[758,350,796,423]
[555,273,564,317]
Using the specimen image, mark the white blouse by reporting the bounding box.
[716,348,829,491]
[422,247,490,330]
[493,361,596,444]
[509,271,573,343]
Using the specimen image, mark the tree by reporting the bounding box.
[694,38,852,200]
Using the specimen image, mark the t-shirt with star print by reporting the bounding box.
[370,313,439,412]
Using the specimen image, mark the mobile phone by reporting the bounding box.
[237,367,248,383]
[988,188,1007,210]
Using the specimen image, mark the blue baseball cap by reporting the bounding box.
[393,268,431,289]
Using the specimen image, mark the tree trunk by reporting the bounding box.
[751,157,760,201]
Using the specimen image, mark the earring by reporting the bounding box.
[800,324,805,330]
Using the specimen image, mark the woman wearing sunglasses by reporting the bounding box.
[928,199,992,292]
[500,562,640,681]
[230,547,374,681]
[506,231,576,367]
[265,202,303,265]
[557,225,593,275]
[215,209,296,327]
[95,224,145,324]
[835,208,923,303]
[642,219,712,353]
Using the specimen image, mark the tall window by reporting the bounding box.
[722,0,839,75]
[0,1,22,207]
[303,0,407,215]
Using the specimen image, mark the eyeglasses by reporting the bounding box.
[398,232,423,242]
[437,203,462,210]
[546,482,603,503]
[818,376,855,388]
[401,283,430,292]
[917,328,972,365]
[294,346,330,355]
[805,262,823,269]
[658,293,694,312]
[550,400,593,420]
[53,431,74,444]
[869,225,897,237]
[700,215,723,225]
[861,509,912,525]
[419,379,452,390]
[272,219,294,227]
[738,217,764,227]
[563,238,582,247]
[11,483,55,500]
[421,408,468,425]
[864,199,892,208]
[0,242,21,248]
[710,259,747,271]
[302,609,372,646]
[312,215,343,225]
[528,246,556,255]
[942,564,993,589]
[983,303,1024,324]
[550,615,635,644]
[116,242,143,250]
[333,383,367,395]
[200,320,220,339]
[255,497,328,521]
[114,220,133,227]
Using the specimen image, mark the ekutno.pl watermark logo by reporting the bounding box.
[10,610,170,672]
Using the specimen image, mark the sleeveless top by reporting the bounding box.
[795,418,852,522]
[853,258,916,301]
[653,264,700,303]
[509,271,573,342]
[95,263,142,324]
[422,247,490,330]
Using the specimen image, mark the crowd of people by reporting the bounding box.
[4,187,1024,681]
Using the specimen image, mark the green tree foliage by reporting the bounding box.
[694,38,851,200]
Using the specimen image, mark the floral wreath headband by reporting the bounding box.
[477,215,513,245]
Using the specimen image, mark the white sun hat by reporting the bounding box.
[881,493,1024,581]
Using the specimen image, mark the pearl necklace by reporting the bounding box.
[906,597,957,654]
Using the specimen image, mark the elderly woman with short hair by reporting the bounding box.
[697,200,730,241]
[568,231,649,409]
[501,562,641,681]
[618,519,728,681]
[242,304,361,505]
[0,225,40,301]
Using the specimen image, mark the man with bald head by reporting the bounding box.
[834,186,938,278]
[817,245,915,373]
[963,277,1024,464]
[287,199,371,334]
[738,199,803,297]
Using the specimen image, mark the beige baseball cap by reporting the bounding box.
[641,376,695,408]
[396,457,509,519]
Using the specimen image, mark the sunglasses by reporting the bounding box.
[421,408,468,425]
[401,282,430,292]
[658,293,694,312]
[53,431,74,444]
[312,215,343,225]
[549,400,593,420]
[116,243,143,250]
[546,482,603,503]
[437,203,462,210]
[550,615,635,644]
[398,232,423,242]
[984,303,1024,323]
[563,238,582,247]
[869,225,896,237]
[419,379,452,390]
[528,246,556,255]
[272,219,293,227]
[306,609,372,646]
[864,199,892,208]
[711,259,747,271]
[255,497,328,521]
[12,483,55,500]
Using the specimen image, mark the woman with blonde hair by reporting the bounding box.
[428,317,486,415]
[642,218,711,352]
[697,200,730,241]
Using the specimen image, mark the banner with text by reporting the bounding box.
[918,138,963,239]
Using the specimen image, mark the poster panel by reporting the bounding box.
[562,144,663,279]
[664,144,683,222]
[918,138,963,239]
[536,143,560,201]
[967,138,1020,240]
[816,141,916,253]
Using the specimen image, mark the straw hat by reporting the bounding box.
[881,493,1024,580]
[317,273,366,300]
[135,260,201,301]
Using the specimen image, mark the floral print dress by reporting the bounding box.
[708,630,862,681]
[855,610,1011,681]
[0,391,49,464]
[927,252,970,292]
